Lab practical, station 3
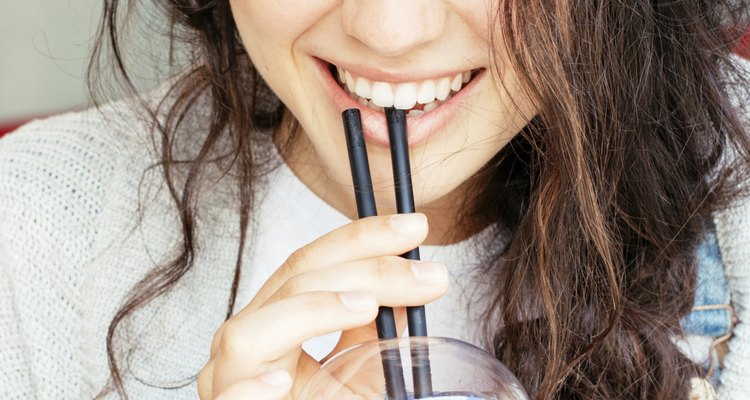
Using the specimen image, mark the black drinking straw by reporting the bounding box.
[385,107,434,398]
[342,109,407,400]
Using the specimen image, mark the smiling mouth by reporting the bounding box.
[327,63,481,117]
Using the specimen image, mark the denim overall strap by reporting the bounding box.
[681,229,733,338]
[680,224,735,400]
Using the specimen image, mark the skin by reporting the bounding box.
[198,1,537,398]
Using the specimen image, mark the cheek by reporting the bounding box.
[229,0,334,57]
[229,1,296,72]
[453,0,498,41]
[229,0,336,100]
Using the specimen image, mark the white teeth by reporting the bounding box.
[371,82,394,107]
[450,73,463,92]
[335,65,474,113]
[354,77,372,99]
[416,80,436,104]
[435,77,451,101]
[393,82,418,110]
[344,71,355,93]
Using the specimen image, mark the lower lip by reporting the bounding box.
[314,58,485,148]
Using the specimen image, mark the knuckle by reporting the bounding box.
[348,218,373,242]
[306,291,337,311]
[217,320,250,358]
[373,257,395,282]
[284,248,309,276]
[210,323,227,357]
[277,273,305,299]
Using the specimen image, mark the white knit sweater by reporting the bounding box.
[0,98,748,399]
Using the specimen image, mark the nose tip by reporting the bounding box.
[341,0,446,57]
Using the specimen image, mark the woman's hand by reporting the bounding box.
[197,213,449,399]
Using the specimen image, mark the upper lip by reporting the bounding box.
[320,57,479,83]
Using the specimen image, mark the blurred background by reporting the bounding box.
[1,3,748,137]
[0,1,172,136]
[1,1,102,133]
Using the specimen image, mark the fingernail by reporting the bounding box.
[389,213,427,234]
[260,369,292,387]
[411,262,448,285]
[339,291,377,312]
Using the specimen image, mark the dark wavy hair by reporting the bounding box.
[89,0,750,398]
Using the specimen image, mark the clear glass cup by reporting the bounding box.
[298,336,528,400]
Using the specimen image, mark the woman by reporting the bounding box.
[1,0,749,399]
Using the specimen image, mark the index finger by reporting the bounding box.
[247,213,428,310]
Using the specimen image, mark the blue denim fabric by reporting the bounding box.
[679,225,733,385]
[681,229,733,338]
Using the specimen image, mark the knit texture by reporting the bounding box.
[1,95,748,398]
[0,101,241,399]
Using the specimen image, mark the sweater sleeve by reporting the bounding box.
[0,237,35,398]
[0,113,123,398]
[715,196,750,399]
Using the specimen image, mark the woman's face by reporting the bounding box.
[230,0,536,227]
